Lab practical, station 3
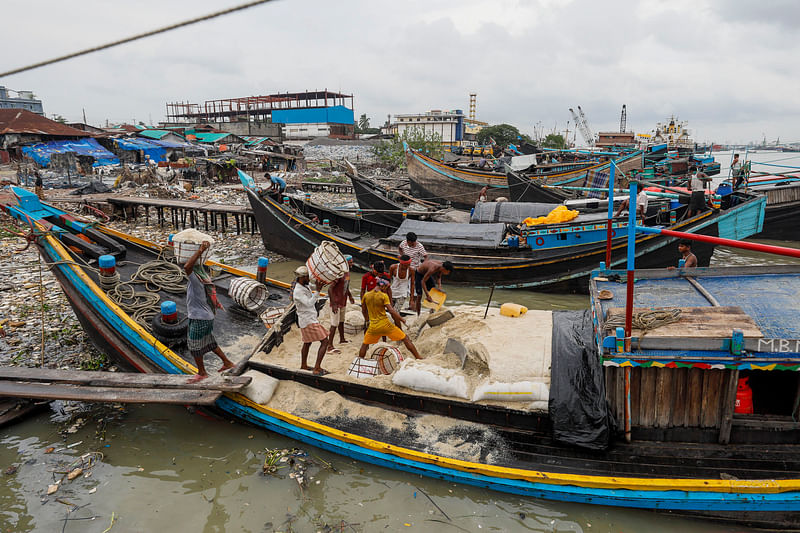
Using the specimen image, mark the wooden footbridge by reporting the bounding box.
[0,367,251,406]
[48,193,257,235]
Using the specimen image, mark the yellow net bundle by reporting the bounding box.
[523,205,579,226]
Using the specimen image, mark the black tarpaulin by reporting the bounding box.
[549,309,612,450]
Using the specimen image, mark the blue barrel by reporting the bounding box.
[716,183,733,196]
[670,199,682,210]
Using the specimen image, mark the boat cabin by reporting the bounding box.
[591,265,800,444]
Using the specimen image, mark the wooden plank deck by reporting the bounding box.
[605,306,763,338]
[0,382,222,405]
[0,367,251,391]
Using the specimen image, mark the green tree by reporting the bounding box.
[476,123,533,147]
[373,127,443,168]
[542,133,566,149]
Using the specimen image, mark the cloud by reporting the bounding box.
[1,0,797,143]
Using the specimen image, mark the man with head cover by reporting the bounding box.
[293,265,330,375]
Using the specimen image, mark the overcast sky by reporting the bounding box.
[2,0,798,144]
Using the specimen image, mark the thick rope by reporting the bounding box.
[605,308,683,337]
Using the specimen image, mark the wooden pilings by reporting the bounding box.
[104,197,255,235]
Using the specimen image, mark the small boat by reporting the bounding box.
[240,170,767,291]
[505,150,644,203]
[5,186,800,529]
[741,172,800,240]
[405,146,610,209]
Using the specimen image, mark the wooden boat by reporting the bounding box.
[505,151,643,203]
[239,170,767,292]
[4,186,800,530]
[743,174,800,240]
[405,146,609,209]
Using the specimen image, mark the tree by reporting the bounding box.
[476,123,532,147]
[52,114,67,124]
[373,127,443,169]
[542,133,566,149]
[358,113,370,131]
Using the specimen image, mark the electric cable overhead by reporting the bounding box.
[0,0,276,78]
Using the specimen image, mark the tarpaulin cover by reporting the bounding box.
[470,202,558,224]
[508,154,538,171]
[21,139,119,167]
[549,310,612,450]
[113,138,167,162]
[387,219,505,249]
[70,180,112,195]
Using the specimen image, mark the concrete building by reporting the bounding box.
[0,86,44,115]
[388,110,465,143]
[165,90,355,140]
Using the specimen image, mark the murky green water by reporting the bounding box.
[2,403,747,533]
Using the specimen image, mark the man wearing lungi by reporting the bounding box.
[185,241,234,383]
[293,265,330,376]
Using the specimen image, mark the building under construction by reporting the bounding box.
[165,90,355,139]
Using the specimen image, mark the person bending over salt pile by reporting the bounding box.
[359,279,422,360]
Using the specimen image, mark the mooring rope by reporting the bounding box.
[605,308,683,337]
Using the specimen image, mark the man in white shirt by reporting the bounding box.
[292,266,330,376]
[688,166,710,217]
[398,232,427,310]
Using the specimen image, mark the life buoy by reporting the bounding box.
[611,229,617,238]
[535,237,544,246]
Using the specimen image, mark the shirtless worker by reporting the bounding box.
[388,255,414,311]
[667,239,698,270]
[414,259,454,314]
[359,278,422,360]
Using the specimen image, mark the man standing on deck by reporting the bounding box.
[398,232,427,310]
[687,166,710,217]
[414,259,454,315]
[293,266,330,376]
[359,279,422,360]
[667,239,698,269]
[34,172,44,199]
[184,242,234,383]
[327,256,355,354]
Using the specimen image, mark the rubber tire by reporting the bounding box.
[150,312,188,338]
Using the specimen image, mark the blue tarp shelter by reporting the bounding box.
[21,139,120,167]
[113,137,168,162]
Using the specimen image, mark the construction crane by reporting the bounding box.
[569,106,595,146]
[619,104,627,133]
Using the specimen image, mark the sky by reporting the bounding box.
[2,0,798,145]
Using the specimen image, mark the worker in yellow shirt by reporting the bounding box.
[359,278,422,359]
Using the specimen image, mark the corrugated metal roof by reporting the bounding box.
[193,132,241,143]
[0,109,91,137]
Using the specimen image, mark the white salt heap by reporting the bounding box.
[252,303,552,411]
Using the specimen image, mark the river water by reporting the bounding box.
[3,150,799,533]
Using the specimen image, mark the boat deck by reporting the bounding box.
[595,269,800,341]
[82,240,291,367]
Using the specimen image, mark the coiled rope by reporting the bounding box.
[605,308,683,338]
[104,261,187,330]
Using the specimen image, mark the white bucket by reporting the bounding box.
[173,229,214,264]
[229,277,269,312]
[306,241,348,284]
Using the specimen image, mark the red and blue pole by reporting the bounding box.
[635,226,800,259]
[623,181,637,443]
[605,161,616,266]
